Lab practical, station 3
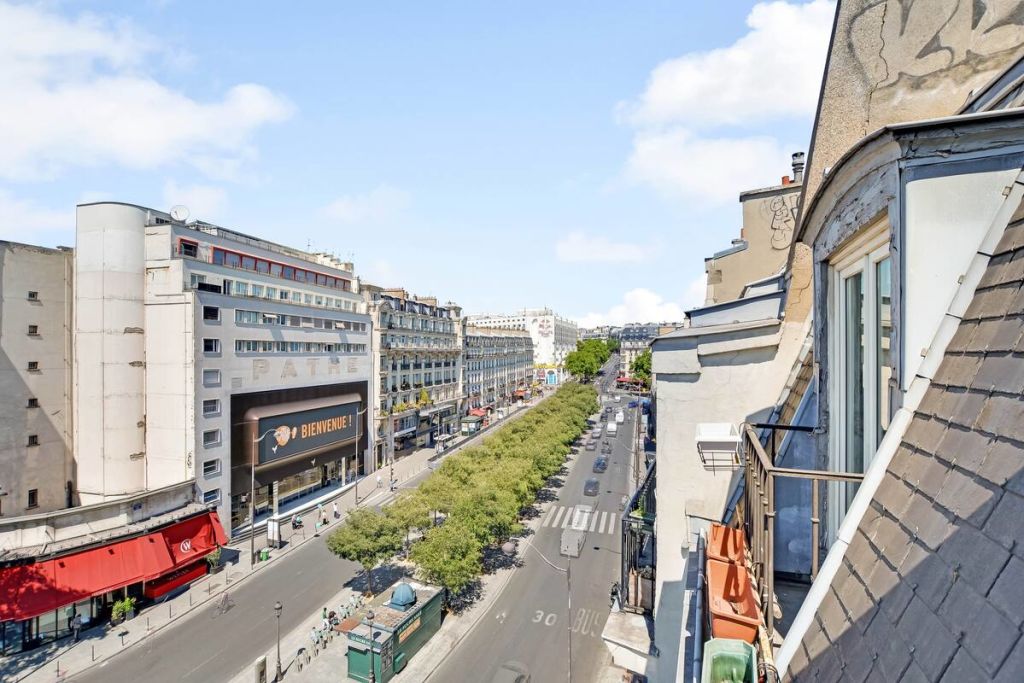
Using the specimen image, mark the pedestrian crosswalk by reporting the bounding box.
[541,505,620,535]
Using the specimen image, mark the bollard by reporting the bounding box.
[120,633,125,647]
[190,593,193,606]
[92,645,95,661]
[169,604,173,619]
[147,617,150,631]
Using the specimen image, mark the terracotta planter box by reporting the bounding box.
[708,524,746,565]
[706,558,759,643]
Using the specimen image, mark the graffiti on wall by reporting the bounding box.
[766,192,799,250]
[850,0,1024,107]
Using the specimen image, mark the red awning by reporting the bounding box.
[0,511,226,621]
[468,409,487,417]
[143,560,208,600]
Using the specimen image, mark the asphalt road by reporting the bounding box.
[429,362,634,683]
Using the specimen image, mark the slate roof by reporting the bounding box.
[787,201,1024,681]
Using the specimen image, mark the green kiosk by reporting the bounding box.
[345,581,445,682]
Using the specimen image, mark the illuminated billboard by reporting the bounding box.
[257,401,359,464]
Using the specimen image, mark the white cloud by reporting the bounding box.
[626,130,793,204]
[621,0,834,128]
[620,1,834,205]
[321,185,410,224]
[0,190,73,243]
[577,287,692,328]
[0,2,293,180]
[555,230,649,263]
[162,180,228,220]
[359,258,399,287]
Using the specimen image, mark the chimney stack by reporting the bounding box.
[792,152,806,184]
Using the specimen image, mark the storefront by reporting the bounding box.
[0,511,226,655]
[231,393,364,531]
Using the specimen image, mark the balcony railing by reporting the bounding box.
[741,423,864,639]
[620,460,656,614]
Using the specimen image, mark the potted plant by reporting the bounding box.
[111,597,137,624]
[206,546,222,574]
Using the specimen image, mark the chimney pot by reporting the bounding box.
[792,152,806,183]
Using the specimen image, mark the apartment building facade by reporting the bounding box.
[467,308,576,380]
[463,326,533,412]
[0,242,74,516]
[365,286,462,465]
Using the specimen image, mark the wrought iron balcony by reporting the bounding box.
[620,460,656,615]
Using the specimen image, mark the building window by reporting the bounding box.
[829,222,891,525]
[27,435,39,446]
[203,306,220,321]
[203,489,221,505]
[203,338,221,353]
[27,291,38,301]
[27,398,38,408]
[179,241,198,258]
[27,325,38,336]
[202,460,221,477]
[203,369,221,386]
[27,361,39,371]
[27,489,38,509]
[202,429,221,447]
[202,399,221,416]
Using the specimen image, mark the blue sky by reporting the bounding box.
[0,1,834,326]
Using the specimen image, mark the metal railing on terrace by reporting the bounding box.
[620,460,656,615]
[741,423,864,639]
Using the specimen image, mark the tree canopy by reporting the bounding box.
[564,339,615,381]
[326,508,403,595]
[630,349,652,388]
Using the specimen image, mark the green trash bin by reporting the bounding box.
[701,638,756,683]
[260,548,270,562]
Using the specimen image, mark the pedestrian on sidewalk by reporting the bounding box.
[376,474,382,489]
[72,613,82,642]
[322,606,328,621]
[332,501,339,519]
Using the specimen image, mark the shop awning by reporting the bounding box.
[468,409,487,417]
[0,511,227,622]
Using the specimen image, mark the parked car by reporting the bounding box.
[593,457,608,473]
[585,441,597,451]
[584,478,600,496]
[601,444,613,455]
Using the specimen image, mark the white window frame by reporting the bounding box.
[203,338,221,354]
[202,369,221,386]
[202,488,221,505]
[202,459,221,477]
[202,398,221,416]
[202,429,222,447]
[828,220,891,537]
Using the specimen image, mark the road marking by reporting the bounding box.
[562,509,574,528]
[542,506,558,527]
[594,511,606,533]
[589,511,600,532]
[606,512,619,534]
[549,506,566,528]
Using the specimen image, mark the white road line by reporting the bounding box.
[549,506,566,528]
[589,511,600,532]
[606,512,619,534]
[542,505,558,527]
[562,509,574,528]
[594,511,607,534]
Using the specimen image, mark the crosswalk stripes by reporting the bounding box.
[541,505,619,535]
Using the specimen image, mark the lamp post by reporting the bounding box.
[273,601,283,682]
[352,404,367,503]
[504,542,573,682]
[251,428,279,567]
[366,609,377,683]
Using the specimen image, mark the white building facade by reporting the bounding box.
[75,203,372,535]
[463,326,533,410]
[365,287,463,466]
[466,308,576,379]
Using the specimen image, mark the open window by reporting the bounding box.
[828,220,892,530]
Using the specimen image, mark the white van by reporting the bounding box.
[606,422,618,437]
[615,411,625,424]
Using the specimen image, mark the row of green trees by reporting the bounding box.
[564,339,616,381]
[630,349,652,388]
[327,383,599,597]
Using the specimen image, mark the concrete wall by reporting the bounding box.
[0,243,73,515]
[649,317,810,682]
[803,0,1024,215]
[705,183,800,304]
[75,203,149,502]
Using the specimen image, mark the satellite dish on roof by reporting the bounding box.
[170,205,190,222]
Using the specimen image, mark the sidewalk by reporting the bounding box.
[4,399,540,683]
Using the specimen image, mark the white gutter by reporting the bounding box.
[776,169,1024,674]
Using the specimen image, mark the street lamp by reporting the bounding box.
[503,541,573,682]
[366,609,377,683]
[251,428,279,566]
[273,601,283,682]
